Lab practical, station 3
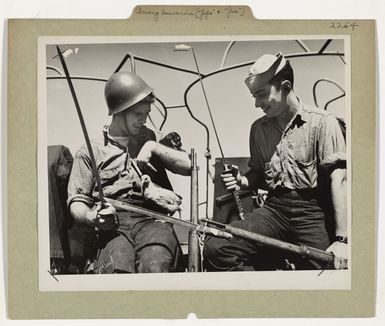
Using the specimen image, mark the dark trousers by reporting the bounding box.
[204,189,331,271]
[94,213,178,273]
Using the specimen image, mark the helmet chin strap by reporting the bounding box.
[109,114,129,137]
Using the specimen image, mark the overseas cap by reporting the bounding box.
[245,53,287,92]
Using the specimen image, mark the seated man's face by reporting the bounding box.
[122,102,151,136]
[252,83,286,119]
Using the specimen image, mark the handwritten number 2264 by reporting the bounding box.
[330,22,359,31]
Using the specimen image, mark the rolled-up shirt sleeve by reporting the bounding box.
[67,146,95,208]
[318,114,346,170]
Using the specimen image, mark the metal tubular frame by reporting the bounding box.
[312,78,346,110]
[47,40,347,220]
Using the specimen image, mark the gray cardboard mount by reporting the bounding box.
[7,5,376,319]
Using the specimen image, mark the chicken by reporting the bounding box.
[159,132,184,151]
[141,175,182,214]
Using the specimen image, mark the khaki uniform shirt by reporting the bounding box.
[248,101,346,191]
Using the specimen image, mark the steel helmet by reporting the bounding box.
[104,71,154,116]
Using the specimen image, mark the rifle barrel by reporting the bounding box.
[201,219,334,266]
[105,198,232,240]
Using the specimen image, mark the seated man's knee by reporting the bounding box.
[136,245,173,273]
[203,236,222,260]
[203,236,231,270]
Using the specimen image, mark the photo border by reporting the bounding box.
[38,34,352,292]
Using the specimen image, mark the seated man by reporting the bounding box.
[204,53,347,271]
[67,71,191,273]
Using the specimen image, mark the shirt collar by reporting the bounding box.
[282,99,309,134]
[102,125,127,151]
[261,98,308,131]
[294,99,309,123]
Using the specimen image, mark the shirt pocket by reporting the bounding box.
[294,144,315,164]
[293,157,318,188]
[99,167,121,184]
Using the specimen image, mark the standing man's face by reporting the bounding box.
[121,101,151,136]
[252,83,286,119]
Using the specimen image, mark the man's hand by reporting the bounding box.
[326,241,348,270]
[221,165,242,191]
[87,202,118,231]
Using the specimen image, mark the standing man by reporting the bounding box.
[204,53,347,270]
[67,71,191,273]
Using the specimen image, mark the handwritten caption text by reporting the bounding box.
[135,7,246,22]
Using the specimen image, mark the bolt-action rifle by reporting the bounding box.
[103,199,335,268]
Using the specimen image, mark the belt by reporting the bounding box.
[268,187,319,199]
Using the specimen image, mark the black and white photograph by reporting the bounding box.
[38,35,351,291]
